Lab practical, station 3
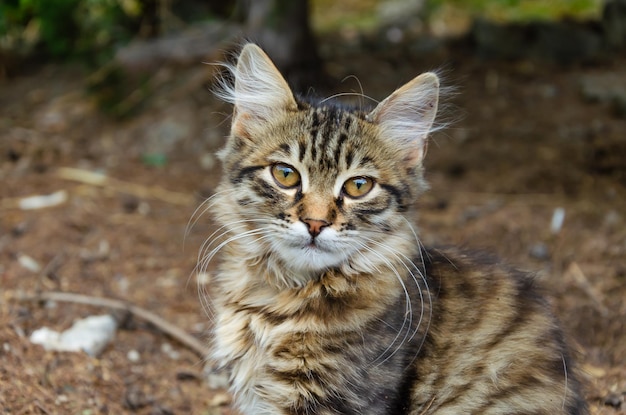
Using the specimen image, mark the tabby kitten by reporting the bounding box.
[200,43,587,414]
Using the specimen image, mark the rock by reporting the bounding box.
[114,21,241,73]
[378,0,425,24]
[529,243,550,261]
[471,19,605,64]
[127,349,141,362]
[124,385,152,410]
[550,207,566,235]
[579,72,626,120]
[160,342,180,360]
[18,190,68,210]
[30,314,117,357]
[580,73,626,104]
[532,21,604,65]
[17,254,41,273]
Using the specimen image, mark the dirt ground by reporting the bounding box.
[1,36,625,414]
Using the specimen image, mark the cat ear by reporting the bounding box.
[367,73,439,166]
[230,44,298,133]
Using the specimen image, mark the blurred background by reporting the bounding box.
[1,1,625,414]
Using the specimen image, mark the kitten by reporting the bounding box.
[199,43,587,414]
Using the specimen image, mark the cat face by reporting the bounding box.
[210,44,439,284]
[219,108,413,274]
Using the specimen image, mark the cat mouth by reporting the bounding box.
[304,241,325,251]
[294,239,331,254]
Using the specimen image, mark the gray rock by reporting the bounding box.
[529,243,551,261]
[115,21,242,73]
[470,19,605,64]
[579,72,626,119]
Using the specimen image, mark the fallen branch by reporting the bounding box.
[7,290,210,358]
[56,167,195,206]
[565,262,610,317]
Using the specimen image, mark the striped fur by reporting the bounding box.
[200,44,587,414]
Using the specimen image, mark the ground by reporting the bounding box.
[1,35,625,414]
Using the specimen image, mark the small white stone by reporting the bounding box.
[30,315,117,357]
[17,254,41,273]
[127,349,141,362]
[18,190,68,210]
[161,342,180,360]
[55,394,69,404]
[550,207,566,234]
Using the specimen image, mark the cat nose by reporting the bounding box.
[301,218,330,238]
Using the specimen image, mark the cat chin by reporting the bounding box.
[276,244,350,274]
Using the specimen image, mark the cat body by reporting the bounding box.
[203,44,587,414]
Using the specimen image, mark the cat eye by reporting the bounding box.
[271,163,301,189]
[343,176,374,198]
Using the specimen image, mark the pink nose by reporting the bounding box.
[301,218,330,237]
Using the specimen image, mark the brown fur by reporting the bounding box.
[199,44,587,414]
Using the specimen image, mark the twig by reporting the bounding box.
[7,290,210,358]
[56,167,195,206]
[565,262,609,317]
[32,400,52,415]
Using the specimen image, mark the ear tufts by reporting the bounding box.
[367,72,440,166]
[215,43,297,124]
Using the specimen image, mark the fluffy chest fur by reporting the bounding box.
[211,249,426,415]
[209,246,586,415]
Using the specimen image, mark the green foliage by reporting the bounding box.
[424,0,602,22]
[0,0,140,61]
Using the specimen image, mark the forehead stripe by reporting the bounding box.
[333,133,348,166]
[232,164,264,184]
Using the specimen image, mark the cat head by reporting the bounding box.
[211,43,439,286]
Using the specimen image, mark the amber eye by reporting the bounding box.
[271,163,301,188]
[343,176,374,198]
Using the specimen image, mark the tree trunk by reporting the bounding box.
[239,0,323,92]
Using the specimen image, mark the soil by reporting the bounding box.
[1,37,625,414]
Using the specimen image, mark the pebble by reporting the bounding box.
[604,210,622,227]
[550,207,565,234]
[127,349,141,363]
[55,394,69,404]
[18,190,68,210]
[30,314,117,357]
[529,243,550,261]
[161,342,180,360]
[17,254,41,273]
[580,73,626,119]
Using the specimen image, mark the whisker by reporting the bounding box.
[319,91,380,105]
[198,218,273,260]
[350,228,433,366]
[349,240,413,365]
[184,187,239,246]
[339,74,371,110]
[196,226,276,320]
[198,228,274,273]
[362,231,433,360]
